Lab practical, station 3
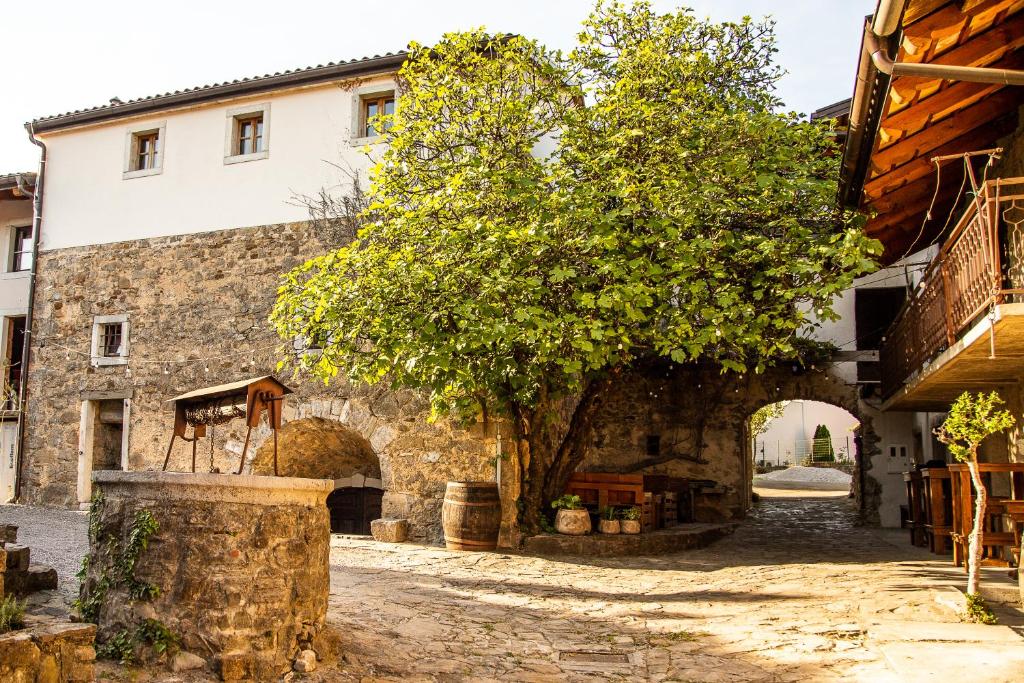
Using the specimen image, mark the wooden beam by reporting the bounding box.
[900,0,1022,64]
[882,49,1024,143]
[887,14,1024,115]
[905,0,958,27]
[870,88,1024,176]
[865,113,1019,200]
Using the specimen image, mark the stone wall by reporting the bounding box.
[20,221,501,543]
[85,472,331,681]
[584,363,881,523]
[0,621,96,683]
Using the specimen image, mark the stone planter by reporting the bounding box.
[621,519,641,535]
[85,471,333,681]
[598,519,621,534]
[555,508,591,535]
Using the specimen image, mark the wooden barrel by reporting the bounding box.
[442,481,501,551]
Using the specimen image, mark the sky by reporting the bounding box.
[0,0,874,174]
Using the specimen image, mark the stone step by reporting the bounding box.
[880,642,1024,683]
[868,620,1023,643]
[4,543,30,571]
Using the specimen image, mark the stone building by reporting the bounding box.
[13,47,932,543]
[0,172,34,503]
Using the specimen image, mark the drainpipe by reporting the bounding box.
[13,124,45,501]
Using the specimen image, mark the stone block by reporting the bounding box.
[0,524,16,543]
[27,565,58,592]
[4,544,29,571]
[371,518,409,543]
[170,651,206,672]
[293,649,317,673]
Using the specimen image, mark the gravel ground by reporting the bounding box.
[0,503,88,603]
[755,465,852,491]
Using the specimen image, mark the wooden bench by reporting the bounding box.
[566,473,644,511]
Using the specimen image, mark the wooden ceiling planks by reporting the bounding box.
[857,0,1024,260]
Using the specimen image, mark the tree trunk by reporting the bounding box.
[513,376,612,534]
[966,459,986,596]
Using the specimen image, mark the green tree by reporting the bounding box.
[271,2,879,532]
[811,424,835,462]
[935,391,1015,600]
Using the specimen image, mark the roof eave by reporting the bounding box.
[28,53,407,134]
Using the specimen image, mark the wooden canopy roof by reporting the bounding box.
[840,0,1024,263]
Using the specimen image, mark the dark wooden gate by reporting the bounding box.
[326,487,383,534]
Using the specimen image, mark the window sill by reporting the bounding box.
[224,150,269,165]
[92,356,128,367]
[122,167,162,181]
[349,135,384,148]
[0,271,31,280]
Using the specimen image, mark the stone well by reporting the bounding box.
[83,471,332,681]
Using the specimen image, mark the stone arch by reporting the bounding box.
[739,367,881,524]
[250,416,381,480]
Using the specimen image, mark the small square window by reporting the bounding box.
[236,114,264,156]
[646,435,661,456]
[224,104,270,164]
[91,315,129,366]
[133,131,160,171]
[361,94,395,138]
[11,225,32,272]
[99,323,123,357]
[123,123,165,179]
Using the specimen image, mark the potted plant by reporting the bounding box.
[598,507,621,534]
[620,506,642,534]
[551,494,591,535]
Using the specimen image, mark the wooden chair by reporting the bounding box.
[903,470,927,547]
[948,464,1024,568]
[921,468,951,554]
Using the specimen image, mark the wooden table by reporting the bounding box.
[920,468,951,554]
[903,471,927,547]
[948,463,1024,568]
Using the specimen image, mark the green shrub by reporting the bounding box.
[0,595,26,634]
[551,494,583,511]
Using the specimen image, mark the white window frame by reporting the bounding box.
[90,314,130,366]
[350,83,396,147]
[123,121,166,180]
[224,102,271,165]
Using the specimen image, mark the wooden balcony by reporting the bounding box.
[881,177,1024,410]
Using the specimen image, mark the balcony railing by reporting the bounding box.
[880,177,1024,399]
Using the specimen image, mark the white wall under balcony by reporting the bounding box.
[37,76,395,251]
[806,246,937,385]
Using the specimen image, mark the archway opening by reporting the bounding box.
[251,417,383,534]
[748,400,858,498]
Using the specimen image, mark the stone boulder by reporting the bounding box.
[371,518,409,543]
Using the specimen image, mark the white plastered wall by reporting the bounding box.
[38,76,396,251]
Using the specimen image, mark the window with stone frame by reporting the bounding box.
[224,104,270,164]
[360,93,395,138]
[91,315,129,366]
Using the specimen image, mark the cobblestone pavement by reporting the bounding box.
[0,503,87,604]
[325,493,965,682]
[4,494,1001,682]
